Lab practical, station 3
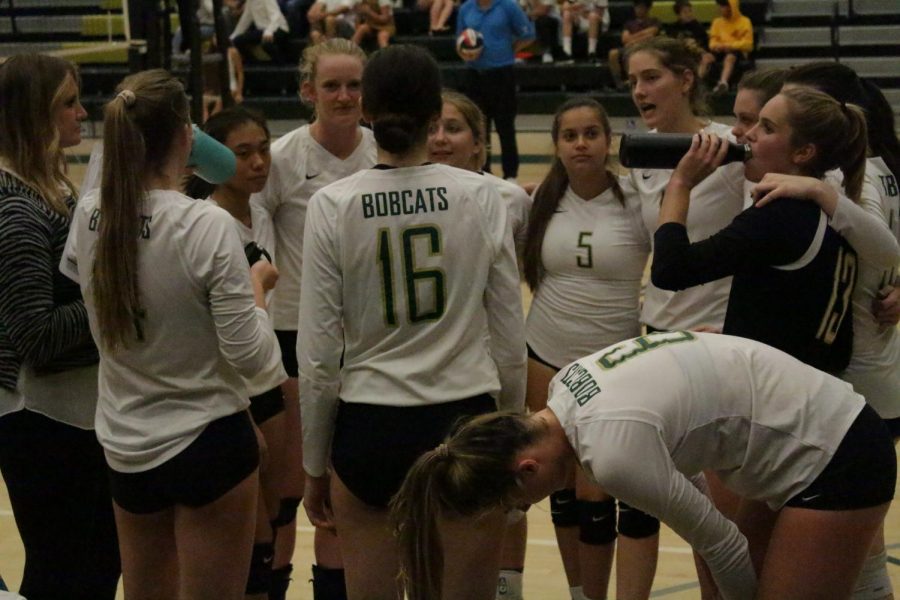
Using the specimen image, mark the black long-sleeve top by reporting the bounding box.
[652,198,856,374]
[0,170,97,392]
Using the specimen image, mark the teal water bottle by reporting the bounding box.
[187,125,236,184]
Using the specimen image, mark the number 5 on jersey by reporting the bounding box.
[577,232,593,268]
[377,225,447,326]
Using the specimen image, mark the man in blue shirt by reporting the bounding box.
[457,0,535,181]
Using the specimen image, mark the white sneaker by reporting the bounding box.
[542,52,553,63]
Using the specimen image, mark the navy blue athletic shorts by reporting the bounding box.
[331,394,496,508]
[249,386,285,425]
[109,411,259,514]
[785,403,896,511]
[275,329,298,378]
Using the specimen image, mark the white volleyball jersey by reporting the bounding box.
[484,171,532,260]
[841,157,900,418]
[866,157,900,242]
[61,190,282,472]
[208,198,287,396]
[631,122,745,331]
[251,125,377,330]
[547,331,864,600]
[298,164,527,476]
[527,182,650,367]
[208,200,277,263]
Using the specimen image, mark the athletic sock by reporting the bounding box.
[269,564,293,600]
[562,36,573,56]
[851,548,891,599]
[311,564,348,600]
[496,569,523,599]
[570,585,588,600]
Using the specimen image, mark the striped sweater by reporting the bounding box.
[0,170,97,393]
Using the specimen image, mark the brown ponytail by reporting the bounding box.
[780,87,868,203]
[94,69,190,350]
[391,412,544,600]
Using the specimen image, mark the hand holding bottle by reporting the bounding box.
[668,133,731,192]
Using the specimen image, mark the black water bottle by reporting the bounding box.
[618,133,751,169]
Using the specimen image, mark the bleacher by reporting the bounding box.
[756,0,900,91]
[1,0,897,122]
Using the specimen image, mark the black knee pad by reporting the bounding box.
[578,498,617,545]
[271,496,301,529]
[246,542,274,595]
[311,564,348,600]
[269,563,293,600]
[550,488,579,527]
[617,501,660,539]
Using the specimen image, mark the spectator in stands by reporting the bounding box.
[457,0,535,182]
[172,0,216,56]
[607,0,659,89]
[230,0,292,63]
[664,0,713,79]
[520,0,561,63]
[419,0,456,34]
[708,0,753,94]
[308,0,356,43]
[560,0,608,62]
[352,0,396,49]
[280,0,316,38]
[201,45,246,120]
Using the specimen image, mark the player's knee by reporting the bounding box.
[550,488,579,527]
[246,542,274,595]
[271,496,301,529]
[617,501,660,539]
[578,498,617,545]
[312,564,348,600]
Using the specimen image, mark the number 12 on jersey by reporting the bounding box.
[377,225,447,326]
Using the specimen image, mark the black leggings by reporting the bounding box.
[0,410,120,599]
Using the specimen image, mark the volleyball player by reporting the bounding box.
[185,106,291,599]
[62,69,282,600]
[426,89,530,599]
[521,97,649,600]
[427,90,531,260]
[394,331,896,600]
[298,44,526,600]
[250,38,376,597]
[558,36,746,596]
[626,37,746,334]
[0,53,120,600]
[652,87,897,374]
[730,67,785,144]
[753,63,900,599]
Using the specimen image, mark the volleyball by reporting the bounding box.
[456,28,485,58]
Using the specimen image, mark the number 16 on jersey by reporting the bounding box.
[377,225,447,326]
